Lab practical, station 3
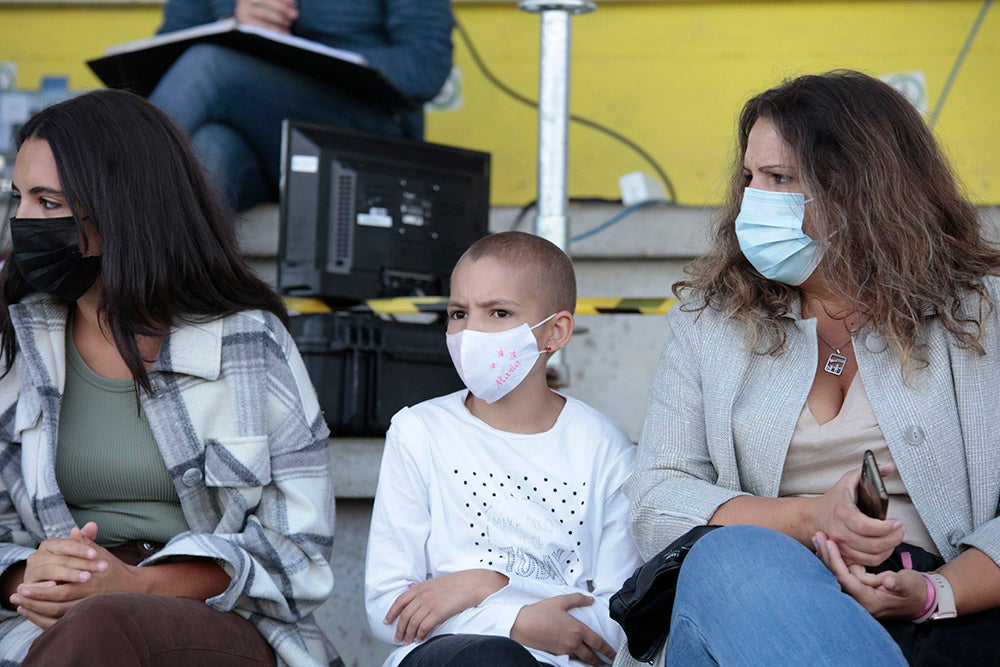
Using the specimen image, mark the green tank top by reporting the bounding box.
[55,324,188,548]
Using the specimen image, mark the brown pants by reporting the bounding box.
[22,541,275,666]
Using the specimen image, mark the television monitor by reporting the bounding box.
[278,121,490,301]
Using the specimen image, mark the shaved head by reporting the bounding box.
[454,232,576,314]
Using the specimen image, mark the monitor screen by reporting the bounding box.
[278,121,490,302]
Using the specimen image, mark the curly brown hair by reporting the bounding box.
[677,69,1000,368]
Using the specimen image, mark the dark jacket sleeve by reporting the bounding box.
[158,0,234,34]
[349,0,455,103]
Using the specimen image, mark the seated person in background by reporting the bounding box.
[149,0,454,211]
[623,70,1000,667]
[0,89,337,667]
[365,231,641,667]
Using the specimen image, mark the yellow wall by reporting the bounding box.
[1,1,998,205]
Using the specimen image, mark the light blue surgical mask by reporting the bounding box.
[735,187,821,286]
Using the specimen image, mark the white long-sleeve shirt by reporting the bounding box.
[365,390,640,667]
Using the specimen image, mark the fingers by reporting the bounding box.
[818,537,850,577]
[813,533,876,587]
[876,569,925,603]
[13,590,77,618]
[411,608,441,643]
[36,538,99,559]
[836,527,902,568]
[15,581,87,605]
[386,573,499,644]
[554,592,595,611]
[235,0,298,32]
[850,515,904,540]
[14,603,58,630]
[818,538,882,608]
[393,600,435,644]
[25,550,109,585]
[838,466,864,490]
[878,571,903,595]
[583,630,616,663]
[384,587,414,625]
[9,580,55,612]
[567,621,615,665]
[848,563,880,587]
[571,644,602,666]
[394,602,420,644]
[819,538,871,602]
[835,511,904,567]
[10,582,79,630]
[71,522,99,544]
[388,587,426,644]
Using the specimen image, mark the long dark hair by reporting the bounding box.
[1,88,287,392]
[678,70,1000,368]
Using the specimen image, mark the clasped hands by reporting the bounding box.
[10,522,141,629]
[385,569,615,665]
[234,0,299,34]
[810,464,928,619]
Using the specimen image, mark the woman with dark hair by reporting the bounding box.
[621,70,1000,666]
[0,88,338,666]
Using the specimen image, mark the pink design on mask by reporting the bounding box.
[495,359,523,389]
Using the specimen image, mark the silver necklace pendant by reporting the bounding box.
[824,350,847,376]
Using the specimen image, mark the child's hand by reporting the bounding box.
[510,593,615,665]
[386,569,508,644]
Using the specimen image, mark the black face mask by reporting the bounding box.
[9,216,102,301]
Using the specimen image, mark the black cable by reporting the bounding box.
[508,200,536,232]
[454,18,678,204]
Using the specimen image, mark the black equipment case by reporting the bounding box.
[290,312,463,436]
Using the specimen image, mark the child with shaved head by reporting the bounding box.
[365,231,640,667]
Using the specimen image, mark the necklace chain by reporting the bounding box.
[816,332,852,353]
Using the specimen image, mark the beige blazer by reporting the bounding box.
[616,277,1000,666]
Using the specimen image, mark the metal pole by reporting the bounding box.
[518,0,595,387]
[518,0,595,251]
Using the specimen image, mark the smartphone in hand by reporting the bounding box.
[857,449,889,520]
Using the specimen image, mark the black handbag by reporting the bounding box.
[609,525,721,662]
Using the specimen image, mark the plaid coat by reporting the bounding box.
[0,295,339,666]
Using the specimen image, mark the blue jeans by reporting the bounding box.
[148,44,420,211]
[666,525,908,666]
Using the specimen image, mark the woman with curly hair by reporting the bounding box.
[624,70,1000,666]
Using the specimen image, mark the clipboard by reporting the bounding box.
[87,18,415,109]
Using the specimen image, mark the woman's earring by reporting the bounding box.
[545,346,552,352]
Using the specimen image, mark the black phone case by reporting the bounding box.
[858,452,889,519]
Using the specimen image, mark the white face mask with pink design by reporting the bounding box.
[446,314,556,404]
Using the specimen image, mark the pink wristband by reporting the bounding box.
[911,573,937,623]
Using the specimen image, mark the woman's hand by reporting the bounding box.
[12,523,144,629]
[386,569,508,644]
[510,594,615,666]
[21,522,107,586]
[234,0,298,34]
[814,532,928,619]
[810,464,904,567]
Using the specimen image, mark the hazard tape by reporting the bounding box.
[285,296,677,316]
